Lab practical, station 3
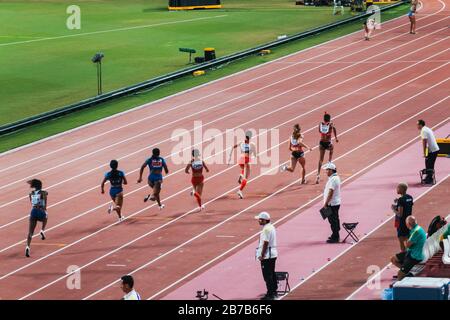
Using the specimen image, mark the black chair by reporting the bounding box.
[342,222,359,243]
[419,169,436,185]
[275,272,291,295]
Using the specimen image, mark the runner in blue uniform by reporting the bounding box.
[26,179,48,257]
[138,148,169,210]
[101,160,127,222]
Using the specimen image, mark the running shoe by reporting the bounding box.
[25,246,30,258]
[40,230,46,240]
[119,216,125,222]
[198,205,205,212]
[159,204,165,210]
[280,165,287,172]
[237,190,244,199]
[315,175,320,184]
[108,203,113,214]
[190,189,194,196]
[144,194,150,202]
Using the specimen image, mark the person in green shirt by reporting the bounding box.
[391,216,426,280]
[440,225,450,241]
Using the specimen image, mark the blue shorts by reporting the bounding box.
[30,208,47,221]
[407,10,415,17]
[148,173,163,184]
[109,187,123,198]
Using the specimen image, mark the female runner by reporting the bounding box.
[138,148,169,210]
[185,149,209,211]
[101,160,127,221]
[26,179,48,257]
[316,113,339,184]
[281,124,313,184]
[229,131,256,199]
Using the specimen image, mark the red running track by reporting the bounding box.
[0,0,448,300]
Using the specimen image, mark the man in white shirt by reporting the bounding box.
[121,275,141,300]
[417,120,440,184]
[322,162,341,243]
[255,211,278,300]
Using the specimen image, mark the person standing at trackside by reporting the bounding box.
[322,162,341,243]
[121,275,141,300]
[391,183,414,252]
[417,120,440,184]
[408,0,418,34]
[390,216,426,281]
[255,212,278,300]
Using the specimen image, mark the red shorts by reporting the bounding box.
[239,155,250,166]
[191,176,204,186]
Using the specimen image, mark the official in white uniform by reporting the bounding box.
[322,162,341,243]
[255,212,278,300]
[417,120,440,184]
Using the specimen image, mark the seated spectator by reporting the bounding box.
[440,224,450,241]
[390,216,426,280]
[391,183,413,252]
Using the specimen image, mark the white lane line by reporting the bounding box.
[148,118,450,301]
[0,1,442,162]
[0,11,445,178]
[20,94,449,300]
[0,43,447,254]
[0,15,228,47]
[0,23,447,217]
[1,52,447,260]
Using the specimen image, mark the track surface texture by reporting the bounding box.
[0,0,448,300]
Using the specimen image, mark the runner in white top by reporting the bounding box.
[229,130,256,199]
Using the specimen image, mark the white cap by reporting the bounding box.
[322,162,336,170]
[255,211,271,220]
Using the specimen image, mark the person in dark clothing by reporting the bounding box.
[392,183,414,252]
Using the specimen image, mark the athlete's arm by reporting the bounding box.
[333,126,339,143]
[42,191,48,211]
[203,161,210,173]
[137,162,147,183]
[228,144,238,164]
[122,174,128,185]
[299,141,313,152]
[163,161,169,174]
[101,177,107,194]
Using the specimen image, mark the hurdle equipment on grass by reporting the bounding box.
[169,0,221,11]
[259,49,271,56]
[204,48,216,62]
[179,48,196,64]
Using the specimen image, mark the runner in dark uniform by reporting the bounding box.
[316,113,339,184]
[26,179,48,257]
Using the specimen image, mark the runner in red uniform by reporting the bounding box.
[185,149,209,211]
[229,131,256,199]
[281,124,313,184]
[316,112,339,184]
